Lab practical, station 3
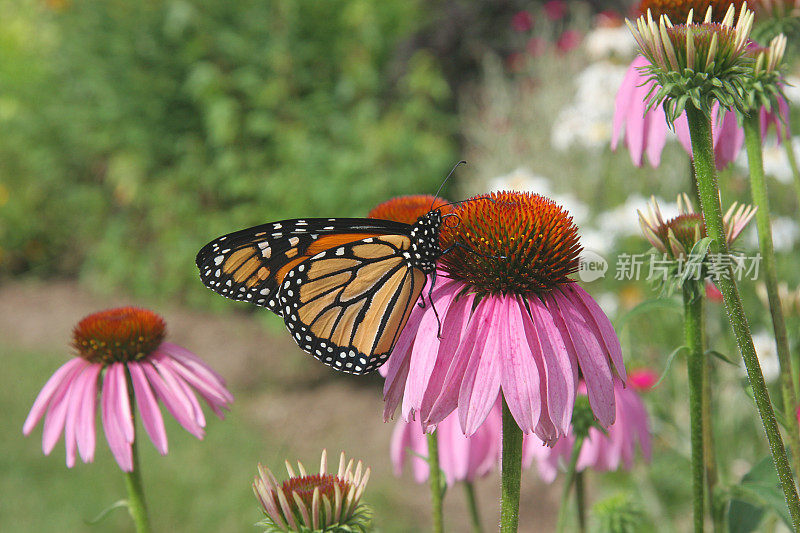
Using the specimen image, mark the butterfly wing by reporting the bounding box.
[278,234,427,374]
[196,218,412,315]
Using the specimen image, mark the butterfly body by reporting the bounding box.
[196,210,444,374]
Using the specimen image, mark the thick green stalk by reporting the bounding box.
[744,114,800,480]
[702,355,723,532]
[463,482,483,533]
[575,471,587,533]
[685,104,800,529]
[556,434,585,533]
[427,431,444,533]
[124,435,152,533]
[782,132,800,219]
[684,285,706,533]
[500,396,523,533]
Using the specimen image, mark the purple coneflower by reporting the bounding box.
[391,399,501,486]
[23,306,233,472]
[253,450,371,532]
[382,191,626,443]
[612,55,744,168]
[525,380,652,482]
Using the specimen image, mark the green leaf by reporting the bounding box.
[727,456,793,532]
[654,345,688,388]
[705,349,737,366]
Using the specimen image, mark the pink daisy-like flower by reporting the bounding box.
[628,368,659,391]
[22,307,233,472]
[612,55,745,169]
[391,399,501,485]
[381,191,626,444]
[525,381,652,482]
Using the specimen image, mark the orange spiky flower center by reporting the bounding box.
[72,307,166,364]
[638,0,745,22]
[280,473,352,509]
[440,191,582,296]
[368,195,451,225]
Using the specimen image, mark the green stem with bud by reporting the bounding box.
[427,431,444,533]
[743,114,800,479]
[464,482,483,533]
[686,104,800,529]
[500,395,523,533]
[683,284,706,533]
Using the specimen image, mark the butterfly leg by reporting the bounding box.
[426,268,444,339]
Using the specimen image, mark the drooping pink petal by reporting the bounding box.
[160,342,229,388]
[129,361,169,455]
[565,284,626,382]
[390,420,412,477]
[625,85,648,167]
[382,290,430,420]
[611,57,643,150]
[41,359,90,455]
[527,296,575,437]
[75,363,101,463]
[402,280,460,419]
[101,363,134,472]
[152,357,207,429]
[458,297,504,436]
[714,108,745,168]
[24,358,86,436]
[644,108,669,168]
[499,296,541,434]
[420,292,475,426]
[548,291,615,428]
[155,353,228,417]
[141,360,204,439]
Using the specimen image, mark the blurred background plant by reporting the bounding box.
[5,0,800,531]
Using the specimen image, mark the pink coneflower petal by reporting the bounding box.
[402,280,460,419]
[626,88,648,166]
[527,296,575,437]
[75,363,101,463]
[23,358,87,436]
[715,109,745,168]
[129,362,169,455]
[159,342,232,396]
[611,59,642,151]
[458,297,504,436]
[156,359,207,428]
[419,292,475,425]
[567,284,626,381]
[102,363,133,471]
[500,297,541,434]
[141,361,205,439]
[548,291,615,427]
[42,359,90,455]
[153,350,229,417]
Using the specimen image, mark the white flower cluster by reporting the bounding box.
[551,61,628,151]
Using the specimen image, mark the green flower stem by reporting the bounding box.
[686,104,800,529]
[500,396,523,533]
[556,434,585,533]
[743,114,800,478]
[702,356,722,532]
[575,471,587,533]
[463,482,483,533]
[124,437,152,533]
[782,130,800,220]
[683,284,706,533]
[427,431,444,533]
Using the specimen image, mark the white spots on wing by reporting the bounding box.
[273,223,282,229]
[214,255,224,265]
[335,248,345,256]
[288,237,300,247]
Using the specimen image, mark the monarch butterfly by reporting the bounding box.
[196,209,447,374]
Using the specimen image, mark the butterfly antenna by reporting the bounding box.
[430,160,467,211]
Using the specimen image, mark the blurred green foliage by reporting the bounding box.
[0,0,457,303]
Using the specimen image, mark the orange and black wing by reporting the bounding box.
[278,234,427,374]
[196,218,412,316]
